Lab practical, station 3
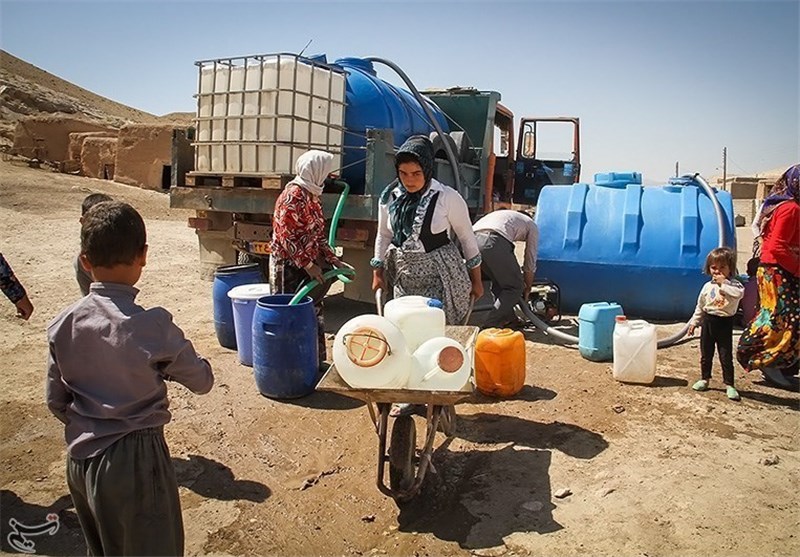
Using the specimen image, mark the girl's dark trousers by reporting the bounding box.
[700,314,735,385]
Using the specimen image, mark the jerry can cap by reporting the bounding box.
[343,327,389,368]
[437,346,464,373]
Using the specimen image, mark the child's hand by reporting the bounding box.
[687,324,696,337]
[711,271,726,285]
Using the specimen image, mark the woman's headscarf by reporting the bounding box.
[383,135,435,247]
[753,163,800,235]
[289,150,335,197]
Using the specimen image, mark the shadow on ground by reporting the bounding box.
[397,412,608,549]
[173,454,270,502]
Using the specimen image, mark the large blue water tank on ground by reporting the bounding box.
[333,57,449,193]
[535,172,735,320]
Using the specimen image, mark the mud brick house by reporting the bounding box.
[115,123,191,190]
[81,136,118,179]
[12,116,115,165]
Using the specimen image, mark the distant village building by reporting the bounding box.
[11,116,115,165]
[715,167,784,227]
[115,123,191,190]
[67,131,116,172]
[81,137,118,179]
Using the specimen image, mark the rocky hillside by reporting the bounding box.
[0,50,192,149]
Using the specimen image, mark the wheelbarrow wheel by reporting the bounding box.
[389,416,416,499]
[439,405,457,436]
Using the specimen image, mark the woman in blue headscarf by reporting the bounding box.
[737,164,800,388]
[371,135,483,325]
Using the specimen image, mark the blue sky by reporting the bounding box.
[1,0,797,183]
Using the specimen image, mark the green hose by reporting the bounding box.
[289,267,356,306]
[327,180,352,284]
[328,179,350,247]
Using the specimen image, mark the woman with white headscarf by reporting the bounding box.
[271,150,350,369]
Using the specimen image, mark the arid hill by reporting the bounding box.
[0,49,192,148]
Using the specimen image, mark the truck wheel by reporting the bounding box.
[449,131,478,165]
[389,416,416,500]
[429,131,459,162]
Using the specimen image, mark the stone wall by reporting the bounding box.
[115,124,183,190]
[81,137,118,179]
[12,116,115,162]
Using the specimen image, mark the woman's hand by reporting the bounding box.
[468,266,484,300]
[470,280,484,301]
[304,262,324,284]
[687,324,696,337]
[15,294,33,320]
[372,269,385,292]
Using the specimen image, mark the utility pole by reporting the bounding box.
[722,147,727,190]
[675,161,679,177]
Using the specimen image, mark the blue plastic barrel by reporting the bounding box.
[228,283,272,367]
[213,264,262,349]
[252,294,318,398]
[578,302,624,362]
[333,57,450,194]
[535,172,735,319]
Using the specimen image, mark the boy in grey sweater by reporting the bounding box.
[47,201,214,556]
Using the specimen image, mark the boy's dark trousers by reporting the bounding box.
[67,427,183,556]
[700,314,735,385]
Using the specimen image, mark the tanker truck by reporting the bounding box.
[168,52,580,302]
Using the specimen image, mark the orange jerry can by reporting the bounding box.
[475,328,526,397]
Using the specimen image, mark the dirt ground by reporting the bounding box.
[1,158,798,557]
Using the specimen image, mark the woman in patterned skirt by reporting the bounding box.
[737,164,800,389]
[270,150,351,369]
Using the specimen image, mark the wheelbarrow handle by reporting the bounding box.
[375,287,384,316]
[462,295,476,326]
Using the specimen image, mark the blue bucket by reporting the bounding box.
[228,283,272,367]
[252,294,319,399]
[578,302,624,362]
[212,264,262,349]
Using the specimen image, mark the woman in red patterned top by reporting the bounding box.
[737,163,799,388]
[270,150,350,369]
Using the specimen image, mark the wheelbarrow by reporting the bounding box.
[316,325,478,503]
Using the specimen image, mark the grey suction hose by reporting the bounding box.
[516,173,729,349]
[654,173,728,348]
[364,57,462,192]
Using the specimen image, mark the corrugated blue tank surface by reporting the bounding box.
[535,172,735,320]
[333,57,449,193]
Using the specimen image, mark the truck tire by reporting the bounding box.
[429,131,459,163]
[449,131,478,165]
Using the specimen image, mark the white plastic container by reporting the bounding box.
[195,54,346,175]
[333,315,413,389]
[384,296,446,353]
[409,337,471,391]
[612,317,656,384]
